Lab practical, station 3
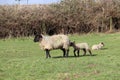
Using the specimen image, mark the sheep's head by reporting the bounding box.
[34,34,43,42]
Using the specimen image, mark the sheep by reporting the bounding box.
[92,42,104,50]
[70,41,92,57]
[33,33,70,58]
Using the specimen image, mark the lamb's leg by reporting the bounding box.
[77,50,80,57]
[45,49,51,58]
[88,49,92,56]
[74,49,77,57]
[83,49,86,56]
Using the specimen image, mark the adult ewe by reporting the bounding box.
[92,42,104,50]
[34,34,70,58]
[70,41,92,56]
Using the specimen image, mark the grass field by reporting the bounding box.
[0,33,120,80]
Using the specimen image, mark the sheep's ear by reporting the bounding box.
[34,31,37,35]
[40,34,44,38]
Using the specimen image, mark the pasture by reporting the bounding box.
[0,33,120,80]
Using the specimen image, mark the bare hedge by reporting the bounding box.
[0,0,120,38]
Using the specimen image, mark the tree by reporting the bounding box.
[27,0,28,4]
[15,0,21,5]
[15,0,29,5]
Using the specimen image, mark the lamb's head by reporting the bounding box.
[34,34,43,42]
[99,42,104,47]
[70,41,75,47]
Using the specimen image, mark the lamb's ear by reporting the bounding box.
[71,41,75,44]
[101,42,104,46]
[73,41,75,43]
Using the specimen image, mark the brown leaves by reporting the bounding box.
[0,0,120,38]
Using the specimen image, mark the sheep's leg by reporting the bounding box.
[48,52,51,58]
[77,50,80,57]
[66,49,69,57]
[61,49,66,57]
[45,49,51,58]
[45,50,49,58]
[83,49,86,56]
[88,49,92,56]
[74,49,77,57]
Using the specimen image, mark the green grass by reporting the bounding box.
[0,33,120,80]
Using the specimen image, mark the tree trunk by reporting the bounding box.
[109,16,113,32]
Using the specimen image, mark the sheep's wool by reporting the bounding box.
[39,34,69,50]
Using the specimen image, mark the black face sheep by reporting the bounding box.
[70,41,92,57]
[34,34,70,58]
[92,42,104,50]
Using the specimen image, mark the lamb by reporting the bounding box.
[34,33,70,58]
[92,42,104,50]
[70,41,92,57]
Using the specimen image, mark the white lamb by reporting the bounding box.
[34,33,70,58]
[70,41,92,56]
[92,42,104,50]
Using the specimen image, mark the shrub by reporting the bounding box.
[0,0,120,38]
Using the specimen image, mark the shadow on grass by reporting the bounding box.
[52,54,97,58]
[101,48,108,50]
